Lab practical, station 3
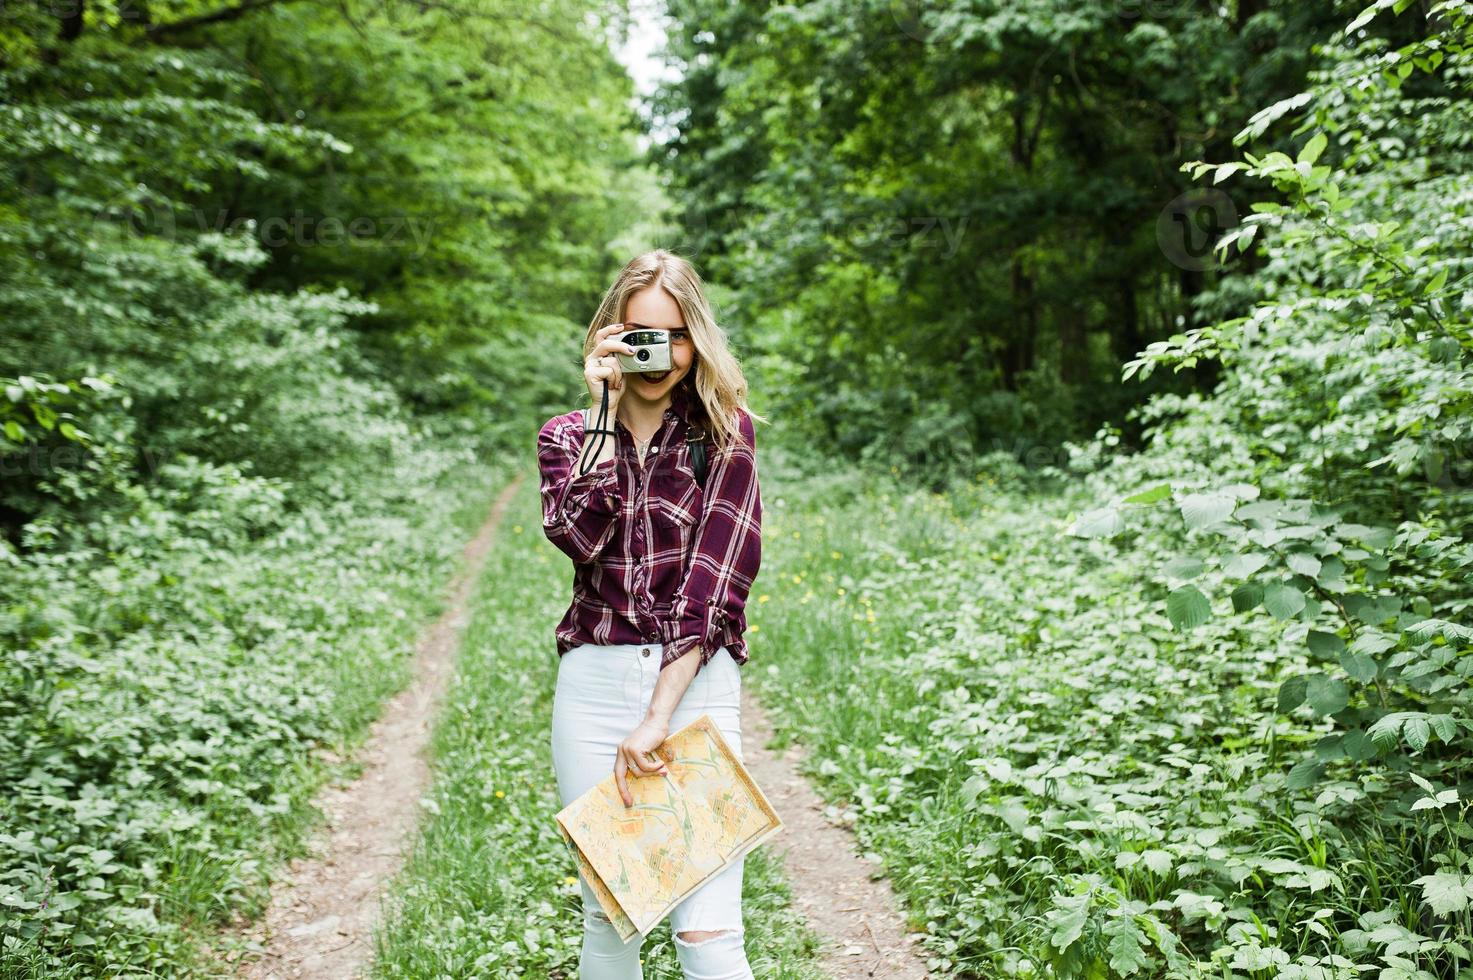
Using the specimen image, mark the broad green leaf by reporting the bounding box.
[1298,132,1328,165]
[1307,630,1346,658]
[1141,850,1173,875]
[1104,916,1153,976]
[1123,483,1172,505]
[1231,582,1263,612]
[1286,757,1324,790]
[1404,715,1430,752]
[1368,712,1412,748]
[1413,872,1470,916]
[1179,493,1236,529]
[1223,552,1269,578]
[1350,629,1396,655]
[1162,556,1204,580]
[1277,675,1308,712]
[1305,673,1348,715]
[1070,507,1125,538]
[1343,730,1377,760]
[1263,583,1306,620]
[1339,649,1378,683]
[1429,714,1459,744]
[1167,585,1212,630]
[1047,895,1089,950]
[1286,552,1321,578]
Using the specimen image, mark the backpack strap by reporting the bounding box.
[686,422,712,489]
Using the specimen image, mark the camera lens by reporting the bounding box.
[637,349,649,362]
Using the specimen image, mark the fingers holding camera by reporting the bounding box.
[585,323,638,404]
[585,351,620,404]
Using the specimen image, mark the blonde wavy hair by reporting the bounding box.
[584,250,767,455]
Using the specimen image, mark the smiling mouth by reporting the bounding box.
[640,371,670,382]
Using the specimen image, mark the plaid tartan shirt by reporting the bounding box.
[537,384,762,674]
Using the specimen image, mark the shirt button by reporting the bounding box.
[641,647,650,658]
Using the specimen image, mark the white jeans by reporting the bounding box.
[551,641,754,980]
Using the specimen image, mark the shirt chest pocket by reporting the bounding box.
[650,462,703,547]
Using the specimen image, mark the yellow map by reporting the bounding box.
[554,713,784,943]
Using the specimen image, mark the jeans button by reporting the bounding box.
[641,647,650,658]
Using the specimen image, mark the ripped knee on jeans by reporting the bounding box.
[675,928,742,947]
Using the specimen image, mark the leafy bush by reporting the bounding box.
[0,435,499,973]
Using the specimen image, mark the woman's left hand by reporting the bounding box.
[614,719,671,807]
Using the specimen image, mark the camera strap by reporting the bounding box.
[579,381,714,489]
[576,381,615,478]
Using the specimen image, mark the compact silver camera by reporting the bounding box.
[615,326,672,373]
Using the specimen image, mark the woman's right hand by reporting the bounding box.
[585,323,639,410]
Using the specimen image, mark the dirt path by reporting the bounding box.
[220,475,522,980]
[741,688,933,979]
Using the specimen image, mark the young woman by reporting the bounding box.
[538,250,766,979]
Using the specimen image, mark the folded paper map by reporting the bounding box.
[554,713,784,943]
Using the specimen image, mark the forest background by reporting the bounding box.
[3,0,1472,975]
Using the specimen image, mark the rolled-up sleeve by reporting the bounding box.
[658,412,762,674]
[538,414,621,564]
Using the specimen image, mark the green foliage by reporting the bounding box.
[0,448,502,972]
[653,0,1350,472]
[667,2,1473,976]
[0,0,643,972]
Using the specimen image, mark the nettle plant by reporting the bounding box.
[1074,481,1473,942]
[1076,0,1473,954]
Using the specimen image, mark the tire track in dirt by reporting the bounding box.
[741,687,933,978]
[220,475,522,980]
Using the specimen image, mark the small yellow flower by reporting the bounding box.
[837,587,846,596]
[791,574,803,584]
[750,624,760,632]
[512,525,523,534]
[830,550,842,559]
[495,790,505,798]
[791,530,801,539]
[758,594,770,603]
[564,876,577,885]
